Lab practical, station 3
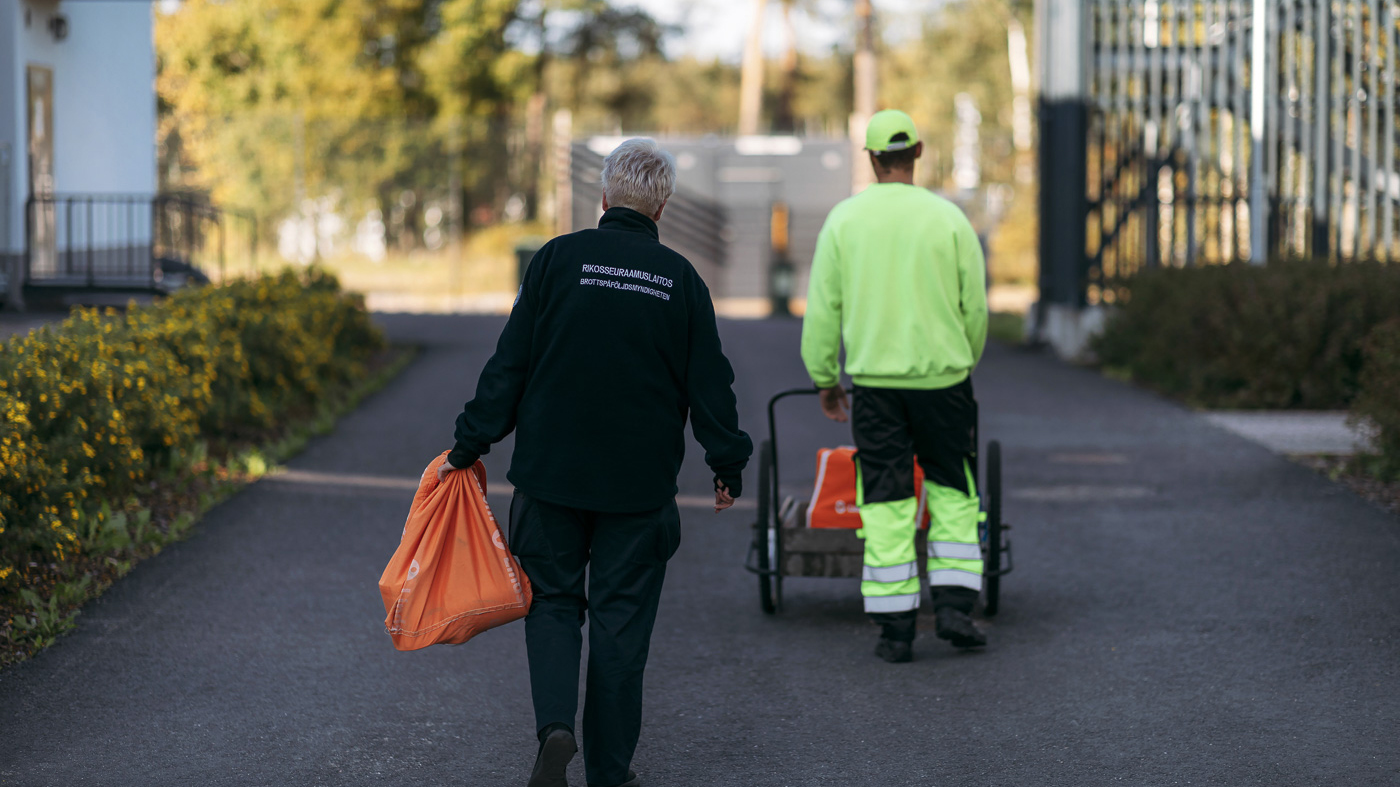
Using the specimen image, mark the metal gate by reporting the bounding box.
[1086,0,1400,303]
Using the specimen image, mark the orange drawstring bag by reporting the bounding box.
[805,447,931,529]
[379,452,532,651]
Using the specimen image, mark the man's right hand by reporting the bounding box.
[818,386,849,422]
[714,485,735,513]
[437,457,462,483]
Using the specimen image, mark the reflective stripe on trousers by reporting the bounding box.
[930,541,982,560]
[862,561,918,582]
[925,463,983,591]
[858,497,921,611]
[927,568,982,591]
[863,591,921,613]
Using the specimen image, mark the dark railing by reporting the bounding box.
[24,193,256,292]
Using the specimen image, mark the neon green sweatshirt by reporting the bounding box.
[801,183,988,391]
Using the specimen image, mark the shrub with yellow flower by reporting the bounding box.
[0,268,384,591]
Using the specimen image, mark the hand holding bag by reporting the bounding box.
[379,452,531,650]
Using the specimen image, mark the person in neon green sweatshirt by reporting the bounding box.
[801,109,989,663]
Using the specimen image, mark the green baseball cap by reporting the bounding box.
[864,109,920,153]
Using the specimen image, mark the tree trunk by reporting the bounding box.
[739,0,768,135]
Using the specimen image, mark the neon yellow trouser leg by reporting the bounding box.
[925,462,982,591]
[858,497,921,613]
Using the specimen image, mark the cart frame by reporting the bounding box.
[745,387,1013,616]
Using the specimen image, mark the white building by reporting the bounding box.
[0,0,158,309]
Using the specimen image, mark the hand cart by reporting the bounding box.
[745,387,1013,615]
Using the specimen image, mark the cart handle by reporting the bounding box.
[764,388,834,527]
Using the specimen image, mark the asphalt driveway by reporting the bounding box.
[1,314,1396,786]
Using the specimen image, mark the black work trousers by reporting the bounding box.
[508,491,680,787]
[852,380,980,640]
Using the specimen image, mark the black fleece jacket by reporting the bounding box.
[448,207,752,513]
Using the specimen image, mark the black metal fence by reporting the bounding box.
[25,193,255,292]
[1084,0,1400,306]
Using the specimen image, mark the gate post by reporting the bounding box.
[1032,0,1097,359]
[1311,0,1331,260]
[1248,0,1271,264]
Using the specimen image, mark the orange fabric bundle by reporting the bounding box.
[379,452,532,651]
[805,447,930,529]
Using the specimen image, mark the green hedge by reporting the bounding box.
[1354,320,1400,477]
[1094,260,1400,409]
[0,268,384,590]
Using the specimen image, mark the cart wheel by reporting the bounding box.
[983,440,1003,617]
[755,440,776,614]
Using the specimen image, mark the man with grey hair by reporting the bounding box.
[440,137,752,787]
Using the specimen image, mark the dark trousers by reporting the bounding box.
[852,380,980,639]
[508,491,680,787]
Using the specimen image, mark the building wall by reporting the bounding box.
[2,0,157,293]
[12,1,157,196]
[0,2,19,269]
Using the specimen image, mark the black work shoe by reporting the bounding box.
[935,607,987,649]
[874,637,913,663]
[528,727,577,787]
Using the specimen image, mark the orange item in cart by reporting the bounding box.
[378,452,531,651]
[804,447,930,529]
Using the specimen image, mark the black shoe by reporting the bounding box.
[528,727,577,787]
[935,607,986,649]
[874,637,913,663]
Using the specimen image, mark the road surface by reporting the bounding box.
[2,315,1397,786]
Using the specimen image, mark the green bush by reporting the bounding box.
[1094,260,1400,409]
[0,268,384,589]
[1354,320,1400,477]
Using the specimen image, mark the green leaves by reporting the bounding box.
[1094,261,1400,410]
[1,268,383,591]
[84,507,134,555]
[2,270,396,668]
[11,576,91,649]
[158,0,526,222]
[1354,320,1400,478]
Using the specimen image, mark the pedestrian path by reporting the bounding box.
[265,467,757,510]
[1204,410,1376,455]
[1,315,1396,786]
